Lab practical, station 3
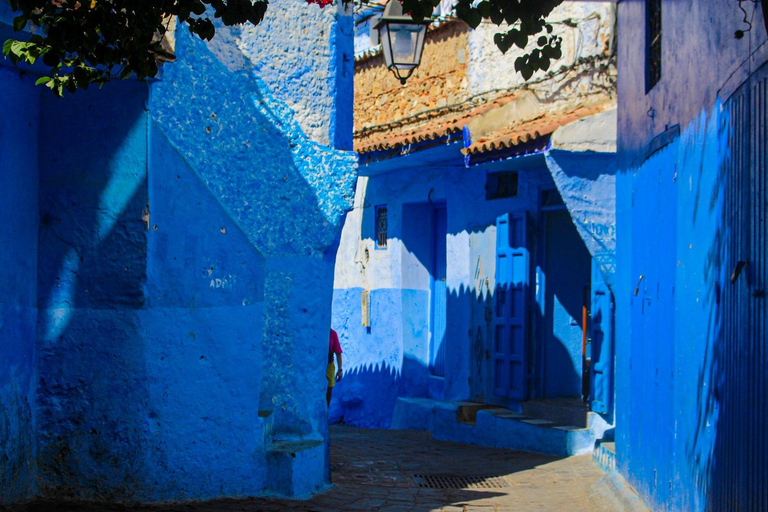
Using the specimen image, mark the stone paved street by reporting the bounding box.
[9,426,624,512]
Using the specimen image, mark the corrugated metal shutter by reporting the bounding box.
[714,62,768,512]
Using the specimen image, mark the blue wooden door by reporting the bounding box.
[430,207,447,376]
[590,261,614,418]
[493,212,529,401]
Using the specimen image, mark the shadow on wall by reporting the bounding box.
[35,81,154,498]
[332,167,596,427]
[694,86,767,511]
[32,24,354,502]
[151,26,357,440]
[617,92,766,511]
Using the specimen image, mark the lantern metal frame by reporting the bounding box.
[373,0,430,85]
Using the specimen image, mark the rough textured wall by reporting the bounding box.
[545,109,617,284]
[35,82,153,501]
[468,3,615,94]
[353,3,615,135]
[0,67,39,506]
[153,24,357,443]
[354,21,471,131]
[31,2,356,503]
[233,1,354,148]
[617,0,766,164]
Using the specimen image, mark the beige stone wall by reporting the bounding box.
[354,21,470,132]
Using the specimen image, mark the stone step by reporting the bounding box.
[266,437,326,498]
[593,441,616,473]
[456,402,497,425]
[521,398,588,428]
[393,398,605,457]
[258,409,274,446]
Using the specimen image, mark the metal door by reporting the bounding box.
[430,207,447,376]
[711,62,768,512]
[493,212,529,401]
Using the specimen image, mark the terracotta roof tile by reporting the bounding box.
[355,97,613,157]
[354,94,521,154]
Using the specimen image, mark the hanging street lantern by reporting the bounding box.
[374,0,430,85]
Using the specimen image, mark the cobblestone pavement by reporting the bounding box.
[9,425,623,512]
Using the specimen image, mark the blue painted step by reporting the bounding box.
[392,397,611,457]
[266,438,326,498]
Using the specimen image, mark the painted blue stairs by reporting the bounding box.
[392,397,612,457]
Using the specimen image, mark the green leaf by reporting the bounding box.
[35,76,52,86]
[191,0,207,15]
[514,31,528,50]
[2,39,14,57]
[521,64,533,80]
[476,1,491,19]
[494,33,513,54]
[13,15,27,32]
[465,10,482,29]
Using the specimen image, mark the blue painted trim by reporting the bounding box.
[466,136,552,167]
[358,132,464,165]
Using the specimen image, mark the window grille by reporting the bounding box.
[375,205,388,249]
[646,0,662,92]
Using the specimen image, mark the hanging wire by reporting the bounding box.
[734,0,758,39]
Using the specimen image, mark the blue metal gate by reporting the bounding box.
[712,62,768,512]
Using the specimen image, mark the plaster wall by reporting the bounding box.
[229,1,354,148]
[1,0,356,503]
[467,2,615,94]
[615,109,725,512]
[331,152,557,427]
[0,67,39,505]
[615,2,768,510]
[545,146,617,285]
[617,0,767,165]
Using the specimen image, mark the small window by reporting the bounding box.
[646,0,662,92]
[541,189,565,209]
[486,172,518,200]
[375,205,388,249]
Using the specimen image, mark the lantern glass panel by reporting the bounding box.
[381,23,426,70]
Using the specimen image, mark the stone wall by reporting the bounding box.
[355,21,470,131]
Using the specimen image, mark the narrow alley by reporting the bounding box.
[8,426,635,512]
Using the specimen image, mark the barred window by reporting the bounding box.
[646,0,662,92]
[375,205,388,249]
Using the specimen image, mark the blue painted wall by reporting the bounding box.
[0,66,39,505]
[331,146,606,426]
[615,107,727,512]
[539,208,591,399]
[615,1,767,510]
[1,0,356,504]
[35,80,155,501]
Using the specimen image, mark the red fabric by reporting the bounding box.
[329,329,342,355]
